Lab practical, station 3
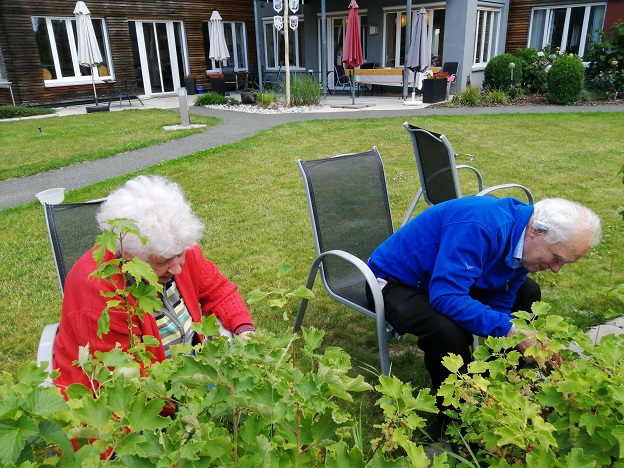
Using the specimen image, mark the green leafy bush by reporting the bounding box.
[584,21,624,99]
[0,105,55,119]
[484,53,525,90]
[194,92,228,106]
[254,90,277,107]
[288,73,322,106]
[452,85,482,106]
[547,54,585,104]
[440,302,624,466]
[484,89,508,105]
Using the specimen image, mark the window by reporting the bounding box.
[203,21,249,72]
[263,16,305,69]
[0,48,7,81]
[473,7,501,68]
[32,16,112,86]
[384,8,444,68]
[528,3,606,58]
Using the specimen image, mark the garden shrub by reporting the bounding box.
[0,105,55,119]
[484,53,525,90]
[194,92,228,106]
[513,48,540,92]
[484,89,508,105]
[584,21,624,100]
[254,90,277,107]
[289,73,322,106]
[547,54,585,104]
[452,85,482,106]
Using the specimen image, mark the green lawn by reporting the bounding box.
[1,112,623,396]
[0,109,220,181]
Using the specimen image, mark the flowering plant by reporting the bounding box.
[210,73,224,79]
[184,73,198,79]
[427,71,450,80]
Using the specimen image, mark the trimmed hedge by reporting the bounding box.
[0,106,55,119]
[484,53,526,90]
[547,54,585,104]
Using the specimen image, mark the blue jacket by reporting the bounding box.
[368,197,534,337]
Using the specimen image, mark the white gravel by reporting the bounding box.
[202,104,329,114]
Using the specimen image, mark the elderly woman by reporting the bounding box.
[54,175,254,393]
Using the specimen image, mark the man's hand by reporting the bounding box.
[507,324,562,368]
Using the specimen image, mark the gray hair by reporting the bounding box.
[97,176,204,260]
[532,198,602,247]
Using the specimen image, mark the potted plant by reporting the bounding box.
[184,73,198,95]
[422,71,450,103]
[208,73,225,95]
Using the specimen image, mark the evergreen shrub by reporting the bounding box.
[484,53,525,90]
[547,54,585,104]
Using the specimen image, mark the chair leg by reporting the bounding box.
[294,261,321,331]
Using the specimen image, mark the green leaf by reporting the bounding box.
[0,416,39,464]
[39,420,75,463]
[287,286,314,300]
[268,298,288,309]
[302,327,324,351]
[277,262,294,279]
[246,289,270,304]
[23,387,69,418]
[97,308,110,338]
[126,392,169,432]
[17,361,49,387]
[441,354,464,374]
[123,258,160,287]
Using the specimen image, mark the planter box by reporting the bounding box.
[184,78,196,95]
[210,78,226,96]
[422,78,447,103]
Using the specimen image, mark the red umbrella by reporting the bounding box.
[342,0,363,104]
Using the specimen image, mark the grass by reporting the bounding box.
[1,112,623,396]
[0,109,220,181]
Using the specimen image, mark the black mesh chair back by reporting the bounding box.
[43,200,104,294]
[442,62,459,76]
[221,65,238,90]
[299,148,393,307]
[295,148,397,375]
[405,123,461,206]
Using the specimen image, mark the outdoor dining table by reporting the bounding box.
[345,66,441,91]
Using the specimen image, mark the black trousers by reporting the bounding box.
[367,277,541,393]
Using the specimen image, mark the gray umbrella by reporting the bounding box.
[74,1,103,105]
[405,7,430,101]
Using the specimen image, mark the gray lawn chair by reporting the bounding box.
[294,147,399,376]
[402,122,534,226]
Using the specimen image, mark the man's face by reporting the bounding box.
[522,228,590,273]
[146,252,186,283]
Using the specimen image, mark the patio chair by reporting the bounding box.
[107,79,144,107]
[441,61,459,98]
[294,147,399,376]
[261,65,282,90]
[402,123,535,226]
[221,65,239,91]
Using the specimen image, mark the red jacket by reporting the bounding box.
[53,245,253,393]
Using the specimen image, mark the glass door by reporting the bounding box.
[130,21,188,97]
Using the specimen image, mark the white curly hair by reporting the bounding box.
[97,176,204,260]
[532,198,601,247]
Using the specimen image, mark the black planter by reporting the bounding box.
[184,78,196,95]
[210,78,226,95]
[422,78,447,103]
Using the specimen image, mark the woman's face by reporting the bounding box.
[146,251,186,283]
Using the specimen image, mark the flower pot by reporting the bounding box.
[210,78,226,96]
[184,78,196,95]
[422,78,447,103]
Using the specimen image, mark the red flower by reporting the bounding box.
[429,71,450,80]
[184,73,198,79]
[210,73,224,79]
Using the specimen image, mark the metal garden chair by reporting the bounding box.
[402,122,535,226]
[294,147,399,376]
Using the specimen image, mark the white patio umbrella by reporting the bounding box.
[74,1,103,105]
[405,7,430,102]
[208,10,230,66]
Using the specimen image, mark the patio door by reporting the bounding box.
[130,21,188,97]
[319,15,367,92]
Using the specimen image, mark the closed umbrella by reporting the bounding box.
[405,7,430,102]
[208,10,230,66]
[342,0,363,105]
[74,1,103,105]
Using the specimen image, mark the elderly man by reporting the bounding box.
[367,197,601,393]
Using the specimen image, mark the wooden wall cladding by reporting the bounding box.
[506,0,533,55]
[0,0,257,106]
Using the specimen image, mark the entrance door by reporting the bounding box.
[130,21,188,97]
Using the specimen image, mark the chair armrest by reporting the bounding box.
[37,323,59,387]
[264,73,279,83]
[476,183,535,205]
[454,152,475,161]
[456,164,484,192]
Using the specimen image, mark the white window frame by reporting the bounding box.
[473,6,501,70]
[263,15,305,70]
[205,21,249,72]
[33,16,113,88]
[527,3,606,58]
[0,48,7,81]
[382,7,444,68]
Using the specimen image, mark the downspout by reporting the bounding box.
[321,0,327,95]
[254,0,264,93]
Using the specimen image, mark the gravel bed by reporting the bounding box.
[202,104,329,114]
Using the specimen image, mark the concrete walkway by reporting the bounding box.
[2,92,623,341]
